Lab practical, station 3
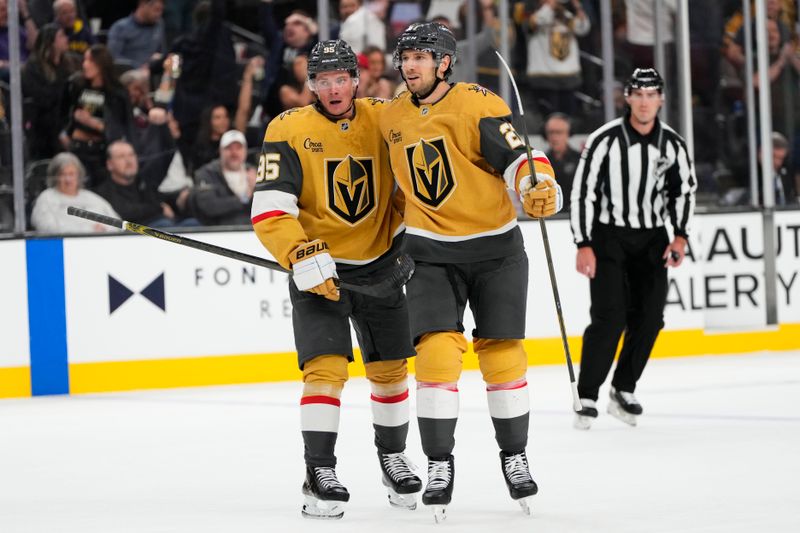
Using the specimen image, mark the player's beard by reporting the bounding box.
[412,77,435,97]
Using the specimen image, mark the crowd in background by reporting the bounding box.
[0,0,798,234]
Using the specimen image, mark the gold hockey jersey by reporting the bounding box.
[379,82,554,263]
[251,98,404,271]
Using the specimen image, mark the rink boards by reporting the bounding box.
[2,211,800,398]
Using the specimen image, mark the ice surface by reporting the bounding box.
[2,352,799,532]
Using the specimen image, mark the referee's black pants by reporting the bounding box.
[577,224,669,401]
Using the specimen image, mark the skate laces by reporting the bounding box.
[382,452,417,482]
[503,452,533,485]
[314,467,345,490]
[426,459,452,491]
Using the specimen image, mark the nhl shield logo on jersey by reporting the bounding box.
[405,137,456,208]
[326,155,376,225]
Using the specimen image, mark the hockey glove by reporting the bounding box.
[520,176,563,218]
[289,239,340,301]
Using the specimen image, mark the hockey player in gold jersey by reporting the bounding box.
[380,22,563,521]
[250,40,421,519]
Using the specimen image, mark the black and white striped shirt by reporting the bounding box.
[569,114,696,247]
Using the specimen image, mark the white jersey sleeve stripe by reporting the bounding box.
[251,189,300,220]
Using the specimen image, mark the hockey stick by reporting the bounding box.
[67,207,415,298]
[495,52,582,412]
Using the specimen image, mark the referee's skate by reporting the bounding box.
[607,387,643,426]
[573,398,599,430]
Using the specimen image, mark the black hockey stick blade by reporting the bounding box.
[67,207,414,297]
[350,253,416,298]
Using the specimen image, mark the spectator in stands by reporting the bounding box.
[436,0,514,93]
[735,132,799,207]
[338,0,386,54]
[119,65,181,196]
[278,54,314,110]
[107,0,166,70]
[190,129,255,226]
[235,54,271,140]
[543,112,579,210]
[764,133,798,206]
[731,9,800,178]
[360,45,395,99]
[0,0,39,81]
[62,44,134,187]
[170,0,237,154]
[623,0,676,68]
[52,0,93,57]
[120,68,152,132]
[262,5,317,118]
[525,0,590,116]
[31,152,119,234]
[22,23,73,160]
[120,62,176,151]
[191,104,231,175]
[96,140,183,227]
[724,0,792,69]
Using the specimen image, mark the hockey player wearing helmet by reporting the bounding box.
[380,21,561,521]
[571,67,696,430]
[251,39,421,519]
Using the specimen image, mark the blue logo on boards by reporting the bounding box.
[108,273,166,314]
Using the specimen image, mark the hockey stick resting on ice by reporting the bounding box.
[495,51,582,412]
[67,207,414,298]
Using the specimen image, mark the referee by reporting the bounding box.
[569,68,696,429]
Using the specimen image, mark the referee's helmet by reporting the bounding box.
[624,68,664,96]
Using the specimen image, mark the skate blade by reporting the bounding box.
[573,414,595,430]
[301,495,345,520]
[607,400,638,426]
[430,504,447,523]
[517,495,535,516]
[387,489,418,510]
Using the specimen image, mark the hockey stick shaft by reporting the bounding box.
[69,206,286,270]
[66,207,407,297]
[495,52,582,412]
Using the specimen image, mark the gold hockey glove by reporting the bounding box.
[522,177,563,218]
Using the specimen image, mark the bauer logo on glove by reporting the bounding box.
[294,240,329,261]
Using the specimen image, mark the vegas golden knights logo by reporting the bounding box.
[326,155,376,225]
[404,137,456,208]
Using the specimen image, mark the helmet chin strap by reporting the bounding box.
[411,76,445,103]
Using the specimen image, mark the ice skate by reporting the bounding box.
[500,450,538,515]
[378,452,422,510]
[300,466,350,520]
[422,455,454,523]
[573,398,599,430]
[607,387,643,426]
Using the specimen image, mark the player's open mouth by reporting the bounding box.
[330,99,342,105]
